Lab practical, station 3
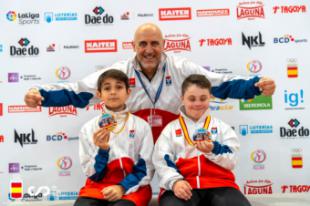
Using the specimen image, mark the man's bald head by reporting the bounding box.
[134,23,164,42]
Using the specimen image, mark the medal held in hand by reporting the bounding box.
[193,128,211,142]
[98,113,117,131]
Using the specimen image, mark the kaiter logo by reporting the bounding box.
[244,180,273,195]
[85,40,117,53]
[159,7,192,21]
[164,34,191,52]
[237,1,265,20]
[48,106,77,116]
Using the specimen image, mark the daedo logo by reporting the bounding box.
[10,38,39,56]
[85,40,117,53]
[159,7,191,21]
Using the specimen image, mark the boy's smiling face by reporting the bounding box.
[182,85,211,121]
[97,78,130,112]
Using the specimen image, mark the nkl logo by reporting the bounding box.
[10,38,39,56]
[85,6,114,24]
[242,32,265,49]
[14,129,38,147]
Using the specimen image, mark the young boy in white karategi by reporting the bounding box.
[74,69,154,206]
[153,74,251,206]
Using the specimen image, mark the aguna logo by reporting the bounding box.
[85,40,117,53]
[85,6,114,24]
[237,1,265,20]
[48,106,77,116]
[10,38,39,56]
[164,34,191,52]
[159,7,192,21]
[244,180,273,195]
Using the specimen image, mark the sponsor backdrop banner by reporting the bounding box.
[0,0,309,205]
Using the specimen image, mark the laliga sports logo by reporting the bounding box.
[7,11,17,21]
[57,156,72,170]
[246,60,262,73]
[55,67,71,80]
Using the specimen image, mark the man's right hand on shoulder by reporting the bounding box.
[24,88,43,107]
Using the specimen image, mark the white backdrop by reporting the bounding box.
[0,1,310,205]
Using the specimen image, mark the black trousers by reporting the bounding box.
[74,197,136,206]
[160,187,251,206]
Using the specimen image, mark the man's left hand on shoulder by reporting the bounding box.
[255,77,276,96]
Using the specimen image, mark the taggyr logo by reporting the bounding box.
[199,37,232,47]
[10,38,39,56]
[85,6,114,24]
[273,5,307,14]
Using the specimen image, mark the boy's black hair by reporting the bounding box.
[97,69,129,91]
[182,74,211,95]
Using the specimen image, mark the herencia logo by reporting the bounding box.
[10,38,39,56]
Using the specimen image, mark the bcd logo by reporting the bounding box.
[47,132,68,141]
[10,38,39,56]
[85,6,114,24]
